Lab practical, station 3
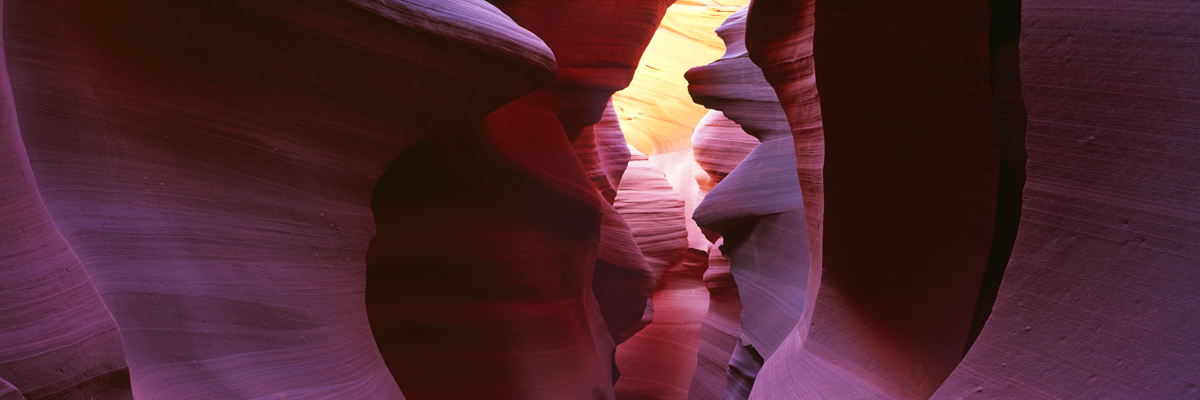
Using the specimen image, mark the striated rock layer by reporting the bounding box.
[0,379,24,400]
[933,2,1200,398]
[614,0,748,155]
[367,1,673,398]
[741,0,1024,398]
[577,101,655,347]
[613,147,715,399]
[611,150,699,399]
[0,5,131,398]
[744,0,824,302]
[5,0,557,398]
[690,111,758,194]
[687,8,811,400]
[686,111,755,400]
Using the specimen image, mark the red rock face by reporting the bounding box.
[613,147,715,400]
[744,1,1016,398]
[367,1,672,398]
[0,380,22,400]
[686,8,812,400]
[579,103,656,346]
[744,0,824,292]
[932,2,1200,399]
[3,1,1198,399]
[4,0,551,398]
[691,111,759,194]
[0,12,130,397]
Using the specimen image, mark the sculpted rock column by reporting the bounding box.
[0,4,130,397]
[368,1,672,398]
[7,0,554,398]
[743,0,1023,397]
[933,2,1200,398]
[687,8,811,399]
[686,111,756,400]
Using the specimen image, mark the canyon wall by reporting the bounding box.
[0,1,1197,399]
[932,2,1200,398]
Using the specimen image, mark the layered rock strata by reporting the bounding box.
[5,0,556,398]
[611,151,699,398]
[614,0,748,155]
[368,1,673,398]
[740,0,1022,397]
[687,7,811,399]
[578,102,656,347]
[613,145,715,399]
[932,2,1200,398]
[0,7,131,397]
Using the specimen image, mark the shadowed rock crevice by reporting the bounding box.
[965,0,1028,354]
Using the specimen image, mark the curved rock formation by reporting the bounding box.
[613,149,690,342]
[5,0,556,398]
[0,8,130,398]
[367,1,673,398]
[613,145,715,399]
[614,0,748,155]
[690,111,759,194]
[739,0,1020,398]
[3,1,1197,399]
[686,239,741,400]
[932,2,1200,399]
[686,111,755,400]
[0,379,24,400]
[578,102,656,347]
[686,7,811,399]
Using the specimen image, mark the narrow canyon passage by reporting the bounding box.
[0,1,1196,400]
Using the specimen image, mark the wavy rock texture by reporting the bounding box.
[685,112,754,400]
[690,111,759,194]
[5,0,557,398]
[5,1,1198,399]
[686,239,742,400]
[613,148,715,400]
[0,379,24,400]
[686,9,811,400]
[0,8,130,398]
[613,149,690,339]
[743,0,824,294]
[738,1,1021,398]
[614,0,748,155]
[368,1,673,398]
[611,148,695,399]
[932,2,1200,399]
[693,138,808,400]
[613,139,721,399]
[577,102,656,346]
[686,8,790,142]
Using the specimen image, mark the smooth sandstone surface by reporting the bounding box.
[932,2,1200,399]
[685,8,813,399]
[368,1,673,398]
[690,111,758,194]
[2,1,1198,399]
[0,6,131,398]
[758,1,1015,398]
[0,379,25,400]
[744,0,824,289]
[686,239,742,400]
[577,106,657,345]
[614,147,714,399]
[6,0,553,398]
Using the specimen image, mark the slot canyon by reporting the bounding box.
[0,0,1197,399]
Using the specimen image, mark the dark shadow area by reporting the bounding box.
[966,0,1029,354]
